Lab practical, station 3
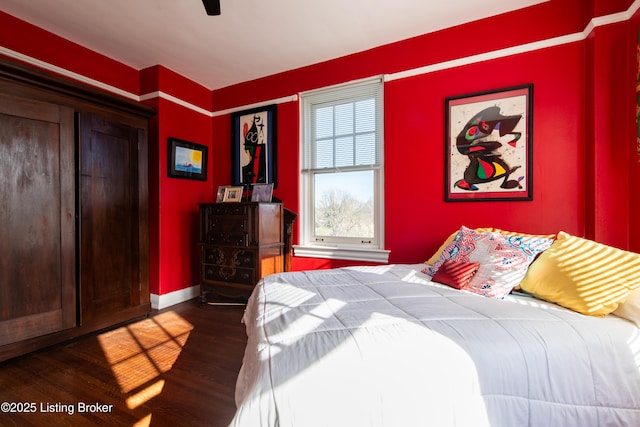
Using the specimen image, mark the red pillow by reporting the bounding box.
[431,260,480,290]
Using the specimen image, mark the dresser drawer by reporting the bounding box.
[203,265,255,285]
[204,216,247,244]
[208,204,248,216]
[202,247,255,268]
[205,232,247,246]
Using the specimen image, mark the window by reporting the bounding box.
[296,78,389,262]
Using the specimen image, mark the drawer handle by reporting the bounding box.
[219,266,236,281]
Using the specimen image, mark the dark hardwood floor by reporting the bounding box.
[0,300,247,427]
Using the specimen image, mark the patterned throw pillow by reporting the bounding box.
[423,226,554,298]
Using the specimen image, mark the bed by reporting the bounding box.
[231,229,640,426]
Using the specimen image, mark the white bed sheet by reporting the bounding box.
[231,264,640,426]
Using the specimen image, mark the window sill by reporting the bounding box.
[293,245,390,263]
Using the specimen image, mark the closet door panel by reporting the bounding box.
[0,94,75,345]
[78,112,143,324]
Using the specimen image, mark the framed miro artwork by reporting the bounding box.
[445,84,533,202]
[231,104,277,187]
[168,137,208,181]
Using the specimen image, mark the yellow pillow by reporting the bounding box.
[425,227,493,265]
[519,231,640,316]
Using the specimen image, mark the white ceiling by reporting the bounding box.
[1,0,546,91]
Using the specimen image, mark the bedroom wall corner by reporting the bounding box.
[628,7,640,253]
[140,65,214,296]
[583,19,635,249]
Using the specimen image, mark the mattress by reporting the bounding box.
[231,264,640,426]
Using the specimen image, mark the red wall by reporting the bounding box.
[1,0,638,292]
[630,8,640,254]
[0,11,139,94]
[383,43,587,263]
[211,0,637,269]
[585,23,632,250]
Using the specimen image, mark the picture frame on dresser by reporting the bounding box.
[222,186,243,202]
[251,183,273,202]
[216,185,229,202]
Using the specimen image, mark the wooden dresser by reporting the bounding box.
[199,202,284,303]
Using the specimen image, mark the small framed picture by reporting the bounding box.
[168,137,208,181]
[222,186,243,202]
[251,183,274,202]
[216,185,229,203]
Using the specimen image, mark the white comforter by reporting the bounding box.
[231,264,640,426]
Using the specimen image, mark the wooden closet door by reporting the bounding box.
[78,112,146,324]
[0,93,76,345]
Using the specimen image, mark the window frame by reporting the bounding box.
[295,77,389,263]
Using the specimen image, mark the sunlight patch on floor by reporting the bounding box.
[97,310,194,424]
[133,413,153,427]
[126,379,166,410]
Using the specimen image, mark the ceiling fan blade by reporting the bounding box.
[202,0,221,15]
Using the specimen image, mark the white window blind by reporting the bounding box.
[302,79,383,173]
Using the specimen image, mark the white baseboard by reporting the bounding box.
[150,285,200,310]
